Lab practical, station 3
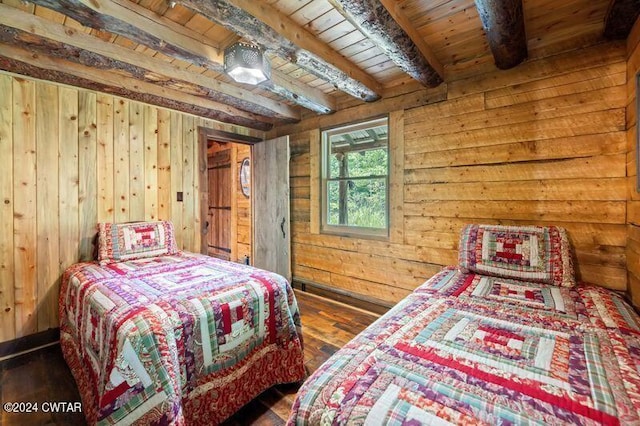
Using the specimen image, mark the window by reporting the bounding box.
[321,117,389,237]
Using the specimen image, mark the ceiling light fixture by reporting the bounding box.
[224,42,271,85]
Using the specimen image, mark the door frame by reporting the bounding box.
[197,127,261,256]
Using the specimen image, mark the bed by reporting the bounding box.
[288,224,640,425]
[59,221,306,425]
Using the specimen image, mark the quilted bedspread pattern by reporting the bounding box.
[59,252,306,425]
[288,267,640,425]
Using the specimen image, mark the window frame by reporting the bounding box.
[320,116,390,239]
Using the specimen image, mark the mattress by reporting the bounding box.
[59,251,306,425]
[288,267,640,425]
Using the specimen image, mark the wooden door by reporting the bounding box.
[252,136,291,282]
[207,148,231,260]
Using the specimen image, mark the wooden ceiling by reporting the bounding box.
[0,0,636,131]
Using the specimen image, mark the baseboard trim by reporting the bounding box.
[0,328,60,360]
[292,278,393,315]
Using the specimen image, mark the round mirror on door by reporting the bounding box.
[240,157,250,198]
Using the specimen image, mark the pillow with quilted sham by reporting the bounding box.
[97,221,178,265]
[458,224,575,287]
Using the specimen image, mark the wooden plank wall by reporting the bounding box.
[0,72,260,344]
[236,144,252,262]
[277,41,628,307]
[627,20,640,307]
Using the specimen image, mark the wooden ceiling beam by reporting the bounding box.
[0,4,298,122]
[0,42,273,131]
[474,0,528,70]
[604,0,640,39]
[176,0,383,102]
[26,0,336,114]
[329,0,443,87]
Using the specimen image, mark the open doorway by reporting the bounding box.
[206,140,252,263]
[198,127,290,279]
[198,127,260,264]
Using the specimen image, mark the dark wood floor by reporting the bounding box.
[0,291,380,425]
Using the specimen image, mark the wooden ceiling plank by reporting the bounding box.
[604,0,640,39]
[327,0,443,87]
[177,0,382,101]
[379,0,444,79]
[291,0,334,27]
[474,0,528,69]
[0,4,300,121]
[162,3,196,25]
[318,19,355,44]
[26,0,336,114]
[184,13,217,35]
[331,30,368,52]
[267,0,313,18]
[307,8,347,34]
[0,42,272,131]
[409,0,476,29]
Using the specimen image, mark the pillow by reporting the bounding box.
[458,224,575,287]
[97,221,178,265]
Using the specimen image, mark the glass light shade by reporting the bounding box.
[224,42,271,85]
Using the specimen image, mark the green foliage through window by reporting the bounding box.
[321,117,389,235]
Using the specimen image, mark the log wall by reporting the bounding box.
[0,71,260,344]
[275,41,629,307]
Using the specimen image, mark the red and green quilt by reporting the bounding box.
[60,252,306,425]
[288,267,640,425]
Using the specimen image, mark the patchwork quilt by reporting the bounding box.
[288,268,640,425]
[59,252,306,425]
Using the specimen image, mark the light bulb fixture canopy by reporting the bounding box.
[224,42,271,85]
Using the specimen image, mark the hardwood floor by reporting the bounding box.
[0,291,380,425]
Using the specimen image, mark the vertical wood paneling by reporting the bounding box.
[114,99,130,223]
[57,87,79,328]
[230,144,238,261]
[35,82,59,332]
[170,111,184,248]
[0,71,261,344]
[0,73,15,342]
[237,144,252,261]
[195,119,207,254]
[144,105,158,221]
[158,109,171,220]
[182,115,195,251]
[78,91,97,262]
[129,102,144,221]
[96,94,114,223]
[12,77,37,338]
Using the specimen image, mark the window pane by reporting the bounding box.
[328,122,388,179]
[347,148,387,178]
[327,178,386,229]
[328,148,388,179]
